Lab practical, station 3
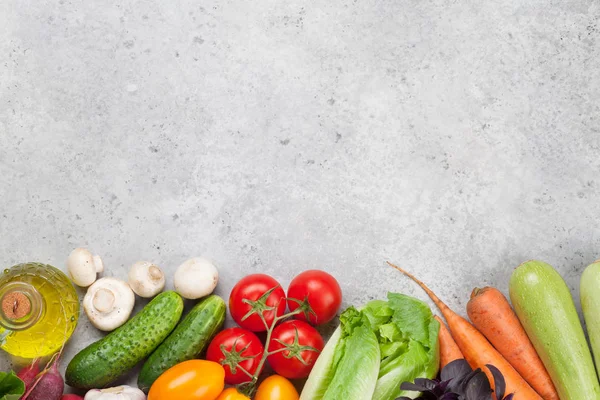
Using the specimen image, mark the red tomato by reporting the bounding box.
[287,270,342,325]
[229,274,286,332]
[206,327,265,385]
[267,320,324,379]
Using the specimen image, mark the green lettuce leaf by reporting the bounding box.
[371,294,440,400]
[300,292,439,400]
[387,292,433,344]
[322,324,380,400]
[300,327,342,400]
[373,318,440,399]
[0,371,25,400]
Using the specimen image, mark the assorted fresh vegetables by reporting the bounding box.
[300,293,440,400]
[388,263,542,400]
[138,295,226,392]
[3,247,600,400]
[467,286,558,399]
[510,260,600,399]
[66,291,184,389]
[398,359,514,400]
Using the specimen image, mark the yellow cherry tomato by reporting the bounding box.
[215,387,251,400]
[148,360,225,400]
[255,375,299,400]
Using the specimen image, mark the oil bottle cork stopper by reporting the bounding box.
[2,292,31,320]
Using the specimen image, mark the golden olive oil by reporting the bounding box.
[0,263,79,358]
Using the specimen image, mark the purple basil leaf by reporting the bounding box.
[486,364,506,400]
[504,394,515,400]
[440,393,461,400]
[422,393,438,400]
[395,397,413,400]
[455,368,483,393]
[414,378,438,390]
[441,359,473,382]
[438,380,450,392]
[464,370,492,399]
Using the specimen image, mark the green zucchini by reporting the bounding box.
[509,260,600,400]
[65,291,184,389]
[581,260,600,375]
[137,294,226,392]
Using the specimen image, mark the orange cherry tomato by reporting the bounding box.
[255,375,299,400]
[148,360,225,400]
[215,388,251,400]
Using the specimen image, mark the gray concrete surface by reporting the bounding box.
[1,0,600,393]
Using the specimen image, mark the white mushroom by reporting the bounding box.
[67,247,104,287]
[128,261,165,298]
[85,385,146,400]
[174,257,219,300]
[83,277,135,331]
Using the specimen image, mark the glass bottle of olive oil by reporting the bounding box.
[0,263,79,358]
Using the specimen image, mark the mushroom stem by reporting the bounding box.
[128,261,165,298]
[83,277,135,331]
[149,266,162,281]
[93,288,116,313]
[93,255,104,273]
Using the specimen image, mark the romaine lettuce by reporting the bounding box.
[300,292,439,400]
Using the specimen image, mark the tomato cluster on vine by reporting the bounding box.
[206,270,342,388]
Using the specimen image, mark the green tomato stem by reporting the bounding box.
[246,305,305,389]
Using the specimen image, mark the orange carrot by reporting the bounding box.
[388,262,542,400]
[467,287,559,400]
[434,315,464,368]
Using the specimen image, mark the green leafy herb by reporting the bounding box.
[396,359,515,400]
[0,371,25,400]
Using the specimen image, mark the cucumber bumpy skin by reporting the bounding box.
[509,260,600,400]
[66,291,184,389]
[138,294,226,392]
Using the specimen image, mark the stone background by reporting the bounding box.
[1,0,599,393]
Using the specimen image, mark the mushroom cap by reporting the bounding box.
[174,257,219,300]
[83,277,135,331]
[67,248,103,287]
[128,261,165,298]
[84,385,146,400]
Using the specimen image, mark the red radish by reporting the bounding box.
[61,395,84,400]
[17,359,41,392]
[22,359,64,400]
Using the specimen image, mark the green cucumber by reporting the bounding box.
[581,260,600,376]
[509,260,600,400]
[66,291,184,389]
[137,294,226,392]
